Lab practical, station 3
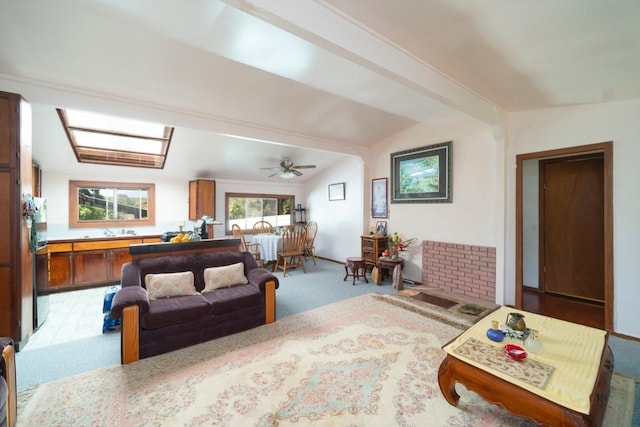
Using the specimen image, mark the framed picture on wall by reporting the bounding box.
[390,141,452,203]
[328,182,345,201]
[371,177,388,218]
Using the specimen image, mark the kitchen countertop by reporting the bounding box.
[45,234,162,243]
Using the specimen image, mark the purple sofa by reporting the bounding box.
[110,251,279,363]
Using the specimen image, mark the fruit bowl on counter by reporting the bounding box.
[170,232,200,243]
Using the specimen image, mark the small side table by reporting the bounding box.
[377,257,404,285]
[344,257,368,285]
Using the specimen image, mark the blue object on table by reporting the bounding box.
[486,327,505,342]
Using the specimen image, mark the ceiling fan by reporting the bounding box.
[261,159,317,179]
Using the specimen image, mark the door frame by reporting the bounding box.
[515,141,613,331]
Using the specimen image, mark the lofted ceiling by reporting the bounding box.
[0,0,639,182]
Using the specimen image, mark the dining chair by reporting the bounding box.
[252,221,274,235]
[232,224,264,268]
[273,226,307,276]
[303,221,318,265]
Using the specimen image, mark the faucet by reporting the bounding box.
[104,228,115,236]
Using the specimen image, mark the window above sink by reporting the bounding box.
[69,180,156,228]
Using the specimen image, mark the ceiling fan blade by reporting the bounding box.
[268,171,281,177]
[292,164,316,169]
[292,169,303,176]
[260,167,281,170]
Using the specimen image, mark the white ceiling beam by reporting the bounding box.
[225,0,503,126]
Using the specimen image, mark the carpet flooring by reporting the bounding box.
[17,294,634,426]
[13,258,640,424]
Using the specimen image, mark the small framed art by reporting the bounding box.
[371,177,388,218]
[328,182,345,201]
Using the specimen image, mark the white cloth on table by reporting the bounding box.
[251,234,282,262]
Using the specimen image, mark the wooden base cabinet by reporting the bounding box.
[73,250,109,286]
[361,235,389,272]
[45,236,159,292]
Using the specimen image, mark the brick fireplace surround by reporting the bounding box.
[422,240,496,303]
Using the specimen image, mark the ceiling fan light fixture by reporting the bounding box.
[280,171,295,179]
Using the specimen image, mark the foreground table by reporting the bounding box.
[438,306,613,426]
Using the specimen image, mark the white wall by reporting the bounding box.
[507,98,640,338]
[41,171,303,239]
[303,156,365,262]
[368,116,499,283]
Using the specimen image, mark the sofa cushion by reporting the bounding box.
[141,294,211,330]
[145,271,198,300]
[203,284,263,315]
[203,262,248,292]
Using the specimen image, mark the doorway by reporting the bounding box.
[515,142,613,330]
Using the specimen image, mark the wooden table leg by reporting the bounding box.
[437,355,461,406]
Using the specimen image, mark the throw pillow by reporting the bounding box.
[145,271,198,300]
[203,262,248,292]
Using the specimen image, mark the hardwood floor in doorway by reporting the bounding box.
[523,287,605,329]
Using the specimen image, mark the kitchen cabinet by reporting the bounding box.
[189,179,215,220]
[73,250,109,286]
[0,91,33,348]
[109,247,132,281]
[361,235,389,272]
[49,255,73,288]
[45,235,160,292]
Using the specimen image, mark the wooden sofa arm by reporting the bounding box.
[2,340,16,427]
[265,279,277,324]
[121,305,140,365]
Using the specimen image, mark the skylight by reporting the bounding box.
[57,108,174,169]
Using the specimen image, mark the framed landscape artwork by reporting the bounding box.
[390,141,452,203]
[371,177,388,218]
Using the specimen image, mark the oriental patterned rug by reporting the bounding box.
[17,294,634,426]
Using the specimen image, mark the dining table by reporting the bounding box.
[251,233,282,262]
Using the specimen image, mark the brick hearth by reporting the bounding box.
[422,240,496,302]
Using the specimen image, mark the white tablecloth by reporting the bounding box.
[252,234,282,262]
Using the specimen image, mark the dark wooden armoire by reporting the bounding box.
[0,91,34,349]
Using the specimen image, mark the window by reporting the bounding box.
[57,108,174,169]
[69,180,156,228]
[226,193,294,233]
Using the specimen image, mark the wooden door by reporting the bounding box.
[541,155,604,301]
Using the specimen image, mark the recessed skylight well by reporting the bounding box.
[57,108,174,169]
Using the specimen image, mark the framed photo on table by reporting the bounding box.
[371,177,388,218]
[375,220,387,236]
[391,141,452,203]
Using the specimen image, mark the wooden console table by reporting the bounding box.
[438,306,613,426]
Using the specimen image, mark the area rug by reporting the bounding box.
[17,294,634,426]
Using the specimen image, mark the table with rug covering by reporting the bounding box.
[438,306,613,426]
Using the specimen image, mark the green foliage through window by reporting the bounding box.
[226,193,294,233]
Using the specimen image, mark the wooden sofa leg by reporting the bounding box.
[2,342,16,427]
[121,305,140,364]
[265,280,276,324]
